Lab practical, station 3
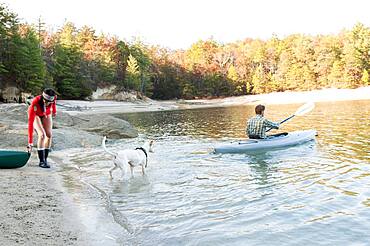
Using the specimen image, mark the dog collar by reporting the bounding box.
[135,147,148,168]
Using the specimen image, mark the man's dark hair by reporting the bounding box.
[255,104,265,115]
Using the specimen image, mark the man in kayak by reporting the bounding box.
[27,88,57,168]
[246,104,279,139]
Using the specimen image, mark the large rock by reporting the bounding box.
[0,103,138,151]
[91,85,151,102]
[0,123,102,151]
[0,103,29,122]
[0,86,20,102]
[0,104,77,129]
[53,110,75,127]
[91,85,117,100]
[71,114,138,139]
[52,128,101,150]
[0,122,28,150]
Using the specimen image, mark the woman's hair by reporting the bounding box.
[43,88,56,96]
[255,104,265,115]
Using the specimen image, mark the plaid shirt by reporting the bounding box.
[246,115,279,139]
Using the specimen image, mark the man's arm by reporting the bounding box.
[263,119,279,129]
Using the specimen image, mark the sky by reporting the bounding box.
[2,0,370,49]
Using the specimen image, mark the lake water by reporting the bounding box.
[57,100,370,245]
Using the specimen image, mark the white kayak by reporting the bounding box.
[214,130,317,154]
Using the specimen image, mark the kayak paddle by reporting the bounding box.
[266,102,315,132]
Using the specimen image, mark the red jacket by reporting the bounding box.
[28,95,57,144]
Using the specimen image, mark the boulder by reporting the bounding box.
[71,114,138,139]
[0,103,28,122]
[91,85,117,100]
[0,86,20,103]
[91,85,151,102]
[0,122,28,150]
[0,103,138,151]
[52,128,102,150]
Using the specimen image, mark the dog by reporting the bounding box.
[102,136,154,179]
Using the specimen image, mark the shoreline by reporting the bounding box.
[58,87,370,115]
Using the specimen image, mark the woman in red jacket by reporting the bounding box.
[27,88,57,168]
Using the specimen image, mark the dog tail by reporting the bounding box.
[102,136,117,157]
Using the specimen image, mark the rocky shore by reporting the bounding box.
[0,103,138,150]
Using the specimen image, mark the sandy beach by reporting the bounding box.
[0,156,88,245]
[1,86,369,245]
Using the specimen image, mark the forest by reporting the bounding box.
[0,3,369,100]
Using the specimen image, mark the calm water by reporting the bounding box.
[58,100,370,245]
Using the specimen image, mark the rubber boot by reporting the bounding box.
[38,149,50,168]
[45,148,50,159]
[44,148,51,167]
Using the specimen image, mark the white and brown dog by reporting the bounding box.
[102,136,154,179]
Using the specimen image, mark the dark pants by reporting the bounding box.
[268,132,288,138]
[249,132,288,139]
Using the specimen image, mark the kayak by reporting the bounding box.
[214,130,317,154]
[0,150,31,169]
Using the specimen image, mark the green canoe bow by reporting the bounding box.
[0,150,31,169]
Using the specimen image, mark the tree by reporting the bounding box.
[0,3,18,85]
[328,60,345,88]
[342,23,370,88]
[125,54,140,90]
[51,22,90,99]
[227,64,239,93]
[128,40,152,95]
[113,40,129,87]
[233,41,254,94]
[252,64,269,94]
[12,25,46,93]
[361,69,369,86]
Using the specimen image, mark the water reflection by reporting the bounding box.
[246,153,278,187]
[111,175,151,195]
[114,106,255,139]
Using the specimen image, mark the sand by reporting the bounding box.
[0,155,88,245]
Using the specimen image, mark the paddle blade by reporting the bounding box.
[295,102,315,116]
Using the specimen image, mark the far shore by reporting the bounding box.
[58,87,370,115]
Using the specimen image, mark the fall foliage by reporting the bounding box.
[0,3,369,100]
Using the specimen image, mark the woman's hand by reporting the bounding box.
[27,143,33,153]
